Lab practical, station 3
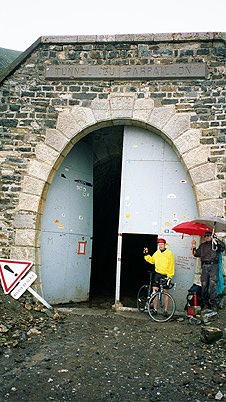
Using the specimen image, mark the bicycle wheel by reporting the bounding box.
[137,285,149,312]
[148,292,176,322]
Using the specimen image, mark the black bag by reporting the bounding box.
[184,283,202,310]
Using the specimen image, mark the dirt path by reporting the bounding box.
[0,302,226,402]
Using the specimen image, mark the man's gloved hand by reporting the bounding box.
[212,236,218,245]
[213,236,225,249]
[167,278,171,286]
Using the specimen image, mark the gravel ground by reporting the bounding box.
[0,295,226,402]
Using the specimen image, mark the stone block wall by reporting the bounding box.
[0,33,225,288]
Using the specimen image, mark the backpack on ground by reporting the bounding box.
[184,283,202,310]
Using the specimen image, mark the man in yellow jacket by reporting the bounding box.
[143,238,175,316]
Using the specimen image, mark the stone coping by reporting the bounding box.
[41,32,226,44]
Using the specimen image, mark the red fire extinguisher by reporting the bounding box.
[193,292,198,307]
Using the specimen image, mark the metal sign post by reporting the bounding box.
[26,286,52,310]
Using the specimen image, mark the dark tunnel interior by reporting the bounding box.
[89,126,123,299]
[88,126,158,306]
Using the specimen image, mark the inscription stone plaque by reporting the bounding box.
[45,63,207,80]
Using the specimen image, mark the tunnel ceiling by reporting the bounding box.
[86,126,124,197]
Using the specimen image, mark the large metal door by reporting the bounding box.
[40,140,93,304]
[117,126,198,310]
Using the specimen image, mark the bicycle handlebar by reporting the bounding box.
[147,273,176,289]
[159,278,175,289]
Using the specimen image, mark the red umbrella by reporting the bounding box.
[172,221,212,236]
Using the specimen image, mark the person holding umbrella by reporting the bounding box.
[192,232,226,311]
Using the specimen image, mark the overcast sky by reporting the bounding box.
[1,0,226,51]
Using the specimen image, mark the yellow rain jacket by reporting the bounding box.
[144,248,174,278]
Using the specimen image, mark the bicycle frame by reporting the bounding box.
[137,274,176,322]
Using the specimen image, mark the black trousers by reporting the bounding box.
[201,263,218,307]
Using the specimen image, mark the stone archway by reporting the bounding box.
[12,92,223,294]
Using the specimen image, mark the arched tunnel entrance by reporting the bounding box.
[41,124,159,306]
[41,123,198,310]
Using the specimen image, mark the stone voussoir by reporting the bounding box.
[198,199,225,217]
[190,163,216,185]
[174,129,201,154]
[195,180,222,201]
[15,229,37,247]
[183,145,209,169]
[45,128,69,154]
[162,112,193,140]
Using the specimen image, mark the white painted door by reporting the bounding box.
[40,140,93,304]
[117,126,198,310]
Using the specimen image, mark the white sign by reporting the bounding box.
[11,271,37,299]
[0,259,33,294]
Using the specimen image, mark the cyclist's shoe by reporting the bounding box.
[163,310,169,317]
[151,309,157,315]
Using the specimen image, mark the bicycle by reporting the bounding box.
[137,271,176,322]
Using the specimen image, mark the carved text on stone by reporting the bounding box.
[45,63,207,80]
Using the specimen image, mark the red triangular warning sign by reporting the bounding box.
[0,259,33,294]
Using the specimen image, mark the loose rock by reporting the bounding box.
[200,327,223,344]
